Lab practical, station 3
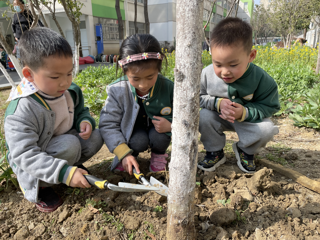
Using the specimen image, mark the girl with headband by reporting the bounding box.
[99,34,174,175]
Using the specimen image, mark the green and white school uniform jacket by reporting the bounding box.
[4,83,96,203]
[200,63,280,123]
[99,74,174,170]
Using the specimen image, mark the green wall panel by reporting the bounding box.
[0,2,8,8]
[92,4,125,20]
[92,0,125,19]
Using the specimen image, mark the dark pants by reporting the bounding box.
[128,125,171,156]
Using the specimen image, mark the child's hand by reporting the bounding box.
[69,168,91,188]
[79,122,92,140]
[219,100,244,123]
[122,154,140,175]
[219,98,236,122]
[152,116,172,133]
[231,102,244,121]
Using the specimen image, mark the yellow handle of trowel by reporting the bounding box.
[83,174,108,189]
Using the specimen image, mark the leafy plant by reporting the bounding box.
[235,210,246,223]
[102,213,124,232]
[217,198,231,206]
[153,205,163,212]
[0,118,18,191]
[289,83,320,130]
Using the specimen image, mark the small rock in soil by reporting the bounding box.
[84,211,94,221]
[231,230,241,240]
[81,223,89,234]
[32,224,46,237]
[123,215,141,230]
[203,172,216,186]
[58,208,70,223]
[284,152,298,160]
[255,228,266,240]
[287,207,302,218]
[209,208,236,226]
[216,226,229,240]
[60,226,68,237]
[230,193,243,210]
[28,222,35,231]
[14,226,29,240]
[234,188,253,201]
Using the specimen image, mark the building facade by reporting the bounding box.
[0,0,254,57]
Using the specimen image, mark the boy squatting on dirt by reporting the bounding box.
[198,17,280,174]
[4,28,103,213]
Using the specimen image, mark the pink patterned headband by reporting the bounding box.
[118,52,163,67]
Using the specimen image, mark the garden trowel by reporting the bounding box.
[118,168,169,196]
[83,174,159,193]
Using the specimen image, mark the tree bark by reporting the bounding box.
[32,0,49,27]
[166,0,203,239]
[316,27,320,74]
[0,34,23,82]
[41,0,66,38]
[115,0,124,40]
[27,0,39,29]
[144,0,149,33]
[303,28,307,39]
[60,0,82,75]
[134,0,138,33]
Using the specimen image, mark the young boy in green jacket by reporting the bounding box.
[198,17,280,173]
[4,28,103,212]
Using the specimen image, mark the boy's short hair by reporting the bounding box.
[210,17,253,53]
[19,27,73,71]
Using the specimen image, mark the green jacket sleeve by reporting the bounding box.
[244,82,280,122]
[69,83,96,132]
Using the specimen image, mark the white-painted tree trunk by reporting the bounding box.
[8,54,23,81]
[316,33,320,74]
[166,0,203,239]
[74,41,80,76]
[0,60,16,88]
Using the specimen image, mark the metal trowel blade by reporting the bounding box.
[150,176,168,196]
[118,182,160,192]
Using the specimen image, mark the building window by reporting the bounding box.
[96,18,120,41]
[129,22,146,36]
[129,0,144,3]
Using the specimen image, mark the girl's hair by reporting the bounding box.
[117,34,167,76]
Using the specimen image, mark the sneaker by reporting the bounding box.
[35,187,63,213]
[114,162,125,172]
[232,143,256,173]
[77,164,91,174]
[149,153,168,172]
[197,150,226,171]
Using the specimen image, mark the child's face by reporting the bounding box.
[126,66,158,95]
[210,44,256,84]
[23,55,73,97]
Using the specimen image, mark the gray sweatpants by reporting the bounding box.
[199,108,279,154]
[39,129,103,187]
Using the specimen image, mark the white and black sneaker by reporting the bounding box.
[197,150,226,171]
[232,143,256,173]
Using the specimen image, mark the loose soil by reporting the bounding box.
[1,89,320,240]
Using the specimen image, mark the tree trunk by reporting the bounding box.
[303,28,307,39]
[316,29,320,74]
[144,0,149,33]
[115,0,124,40]
[32,0,48,27]
[0,58,15,87]
[166,0,203,239]
[134,0,138,33]
[73,25,80,76]
[27,0,39,29]
[0,34,23,82]
[41,0,65,38]
[235,0,239,17]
